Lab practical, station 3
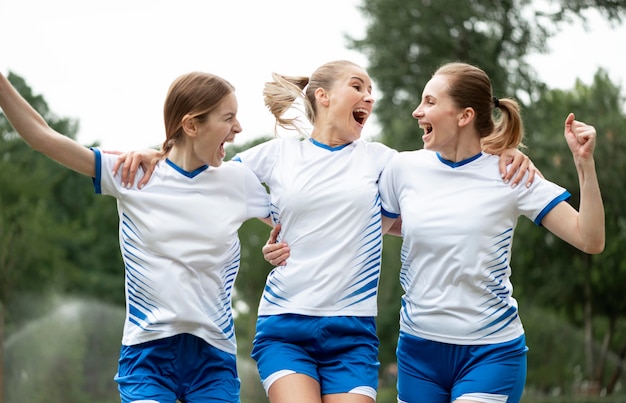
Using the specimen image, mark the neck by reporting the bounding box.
[167,145,205,171]
[311,127,356,148]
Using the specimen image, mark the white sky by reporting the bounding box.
[2,0,625,150]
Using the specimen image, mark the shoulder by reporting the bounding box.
[394,148,432,163]
[221,160,254,174]
[356,139,398,164]
[359,139,396,153]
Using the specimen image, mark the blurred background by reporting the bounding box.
[1,0,625,402]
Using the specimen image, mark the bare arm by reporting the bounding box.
[382,215,401,236]
[541,113,604,254]
[0,73,95,176]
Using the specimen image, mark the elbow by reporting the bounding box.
[583,238,605,255]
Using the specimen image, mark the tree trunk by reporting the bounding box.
[606,337,626,395]
[593,316,614,384]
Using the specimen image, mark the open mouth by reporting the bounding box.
[421,123,433,134]
[353,108,369,125]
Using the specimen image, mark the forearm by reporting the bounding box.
[0,74,51,150]
[575,158,605,253]
[0,73,95,176]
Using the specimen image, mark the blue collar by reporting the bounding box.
[436,151,482,168]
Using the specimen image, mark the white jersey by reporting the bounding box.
[379,150,570,345]
[92,149,270,354]
[234,137,397,317]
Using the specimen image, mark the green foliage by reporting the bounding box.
[377,235,402,369]
[513,71,626,390]
[351,0,626,395]
[349,0,626,152]
[0,73,124,331]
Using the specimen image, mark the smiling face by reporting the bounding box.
[191,91,241,167]
[314,63,374,144]
[412,74,465,155]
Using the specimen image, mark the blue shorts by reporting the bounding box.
[251,314,380,398]
[115,333,240,403]
[396,332,527,403]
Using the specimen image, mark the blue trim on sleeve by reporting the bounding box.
[534,190,572,226]
[231,156,242,162]
[382,207,400,219]
[90,147,102,194]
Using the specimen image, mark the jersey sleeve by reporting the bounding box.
[378,154,401,218]
[91,148,122,197]
[368,141,398,175]
[231,138,280,184]
[517,175,571,225]
[92,147,147,198]
[241,164,271,219]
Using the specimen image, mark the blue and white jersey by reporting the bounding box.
[92,149,270,354]
[234,136,396,317]
[379,150,570,345]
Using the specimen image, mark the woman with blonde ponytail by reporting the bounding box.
[378,62,605,403]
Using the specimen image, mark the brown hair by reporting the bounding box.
[263,60,363,134]
[160,72,235,156]
[434,62,524,154]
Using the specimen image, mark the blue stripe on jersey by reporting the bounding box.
[215,241,240,342]
[472,229,518,340]
[121,214,163,331]
[262,276,290,307]
[337,197,383,308]
[269,203,280,227]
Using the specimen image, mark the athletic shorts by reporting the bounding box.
[396,332,528,403]
[115,333,240,403]
[251,314,380,399]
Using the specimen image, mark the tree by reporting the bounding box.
[349,0,625,151]
[517,70,626,394]
[0,73,123,402]
[347,0,626,394]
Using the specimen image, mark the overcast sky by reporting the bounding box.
[2,0,625,150]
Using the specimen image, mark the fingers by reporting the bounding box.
[508,156,529,188]
[573,121,596,145]
[112,153,127,177]
[565,112,575,128]
[501,150,526,187]
[263,224,289,266]
[137,165,153,189]
[262,241,290,266]
[124,156,142,188]
[564,113,597,158]
[499,154,514,182]
[267,223,281,245]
